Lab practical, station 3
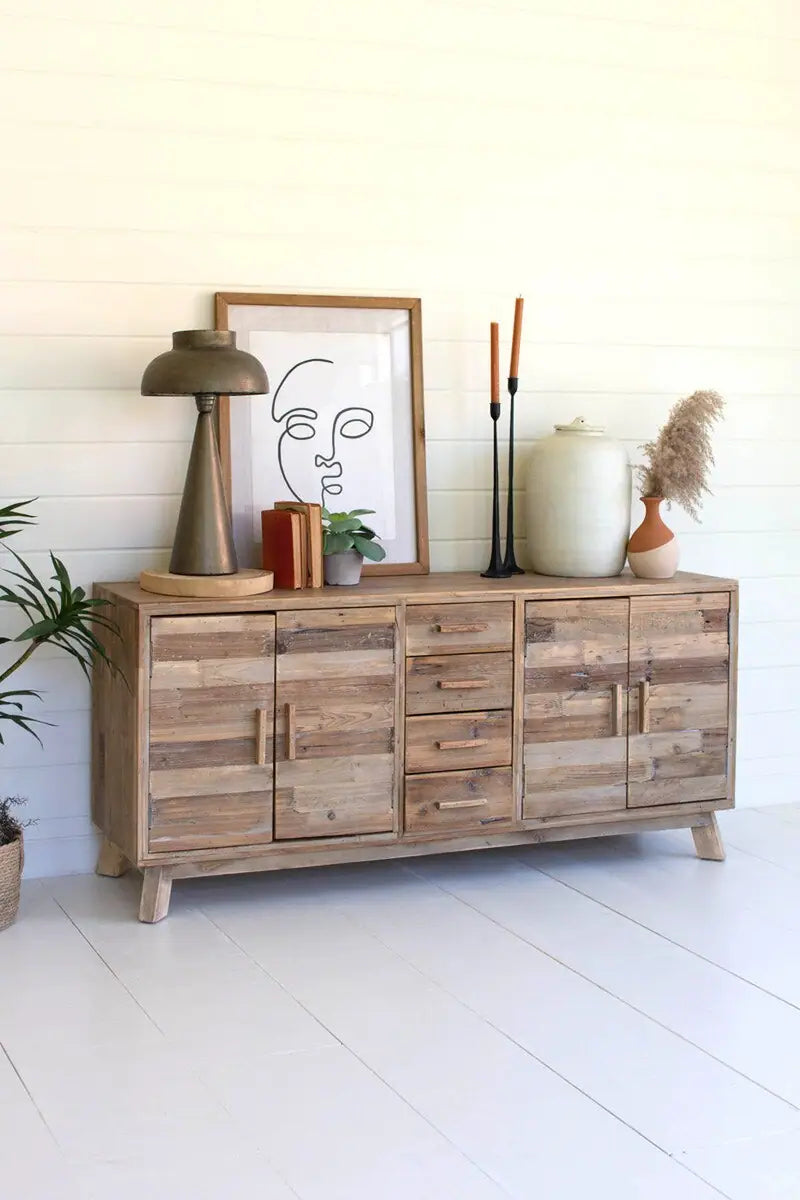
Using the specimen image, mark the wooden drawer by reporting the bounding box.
[406,602,513,656]
[405,767,514,834]
[405,710,512,773]
[406,652,513,715]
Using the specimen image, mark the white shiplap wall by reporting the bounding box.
[1,1,798,876]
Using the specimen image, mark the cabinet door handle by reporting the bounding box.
[611,684,623,737]
[435,622,488,634]
[437,679,485,690]
[255,707,269,766]
[285,702,297,760]
[436,737,489,751]
[435,798,488,810]
[638,680,650,734]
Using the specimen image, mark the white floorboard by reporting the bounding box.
[2,806,800,1198]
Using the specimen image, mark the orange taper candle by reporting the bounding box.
[490,322,500,405]
[509,295,524,378]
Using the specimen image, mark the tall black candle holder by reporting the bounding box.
[482,401,511,578]
[502,376,525,574]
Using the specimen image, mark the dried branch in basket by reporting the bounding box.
[637,390,725,521]
[0,796,35,847]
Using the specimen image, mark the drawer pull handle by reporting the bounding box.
[285,702,297,760]
[436,738,489,751]
[435,622,488,634]
[638,680,650,735]
[611,684,623,737]
[438,679,485,690]
[256,707,269,766]
[435,798,488,810]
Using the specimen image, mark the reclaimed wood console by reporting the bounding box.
[91,571,737,921]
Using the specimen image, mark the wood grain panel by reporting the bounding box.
[275,756,394,839]
[149,790,273,852]
[148,614,275,851]
[91,593,143,865]
[404,767,514,834]
[524,738,629,818]
[405,601,513,656]
[628,593,731,808]
[523,598,629,819]
[166,810,728,878]
[405,710,512,773]
[406,652,513,714]
[104,571,738,615]
[151,614,274,662]
[629,592,730,685]
[276,606,396,654]
[274,607,397,839]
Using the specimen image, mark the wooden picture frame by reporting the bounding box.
[215,292,429,576]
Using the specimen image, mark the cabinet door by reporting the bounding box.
[275,607,397,839]
[148,615,275,852]
[523,599,629,819]
[628,592,730,808]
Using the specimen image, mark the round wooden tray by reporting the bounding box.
[139,568,274,598]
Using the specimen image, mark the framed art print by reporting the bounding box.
[215,293,429,576]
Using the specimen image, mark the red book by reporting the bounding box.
[261,509,304,589]
[274,500,324,588]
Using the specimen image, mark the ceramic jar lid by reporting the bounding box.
[553,416,605,434]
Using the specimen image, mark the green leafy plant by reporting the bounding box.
[0,500,122,747]
[321,508,387,563]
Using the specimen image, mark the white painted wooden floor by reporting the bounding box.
[3,807,800,1200]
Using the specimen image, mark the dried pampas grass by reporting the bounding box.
[637,390,725,522]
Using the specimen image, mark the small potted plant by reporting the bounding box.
[628,390,725,579]
[0,501,121,927]
[322,508,387,585]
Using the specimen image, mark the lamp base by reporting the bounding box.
[139,568,274,598]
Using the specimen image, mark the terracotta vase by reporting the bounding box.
[627,497,679,579]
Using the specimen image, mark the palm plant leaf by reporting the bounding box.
[0,500,37,543]
[0,689,50,747]
[1,530,125,745]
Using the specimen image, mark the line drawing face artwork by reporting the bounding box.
[222,297,425,573]
[271,357,376,508]
[247,329,397,539]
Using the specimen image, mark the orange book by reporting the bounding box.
[274,501,323,588]
[260,509,304,589]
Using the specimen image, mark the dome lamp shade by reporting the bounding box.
[141,329,268,397]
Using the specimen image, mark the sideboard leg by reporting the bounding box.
[692,814,726,862]
[139,868,173,923]
[95,837,131,878]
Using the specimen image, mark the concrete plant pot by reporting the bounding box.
[324,549,364,586]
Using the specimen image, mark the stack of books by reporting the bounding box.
[261,502,324,590]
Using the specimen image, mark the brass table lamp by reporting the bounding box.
[139,329,273,597]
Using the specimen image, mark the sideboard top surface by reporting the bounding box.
[96,570,738,615]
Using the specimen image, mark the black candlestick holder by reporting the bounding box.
[502,376,525,574]
[482,401,511,578]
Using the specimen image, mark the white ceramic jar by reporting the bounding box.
[525,417,631,577]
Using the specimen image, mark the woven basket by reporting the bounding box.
[0,833,23,932]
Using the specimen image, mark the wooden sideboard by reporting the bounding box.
[91,571,738,921]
